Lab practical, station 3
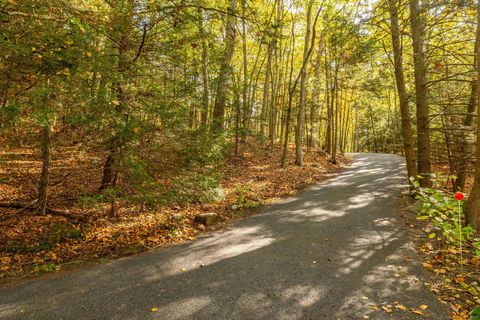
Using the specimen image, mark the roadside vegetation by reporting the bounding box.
[4,0,480,318]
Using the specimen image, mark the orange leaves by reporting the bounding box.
[0,144,347,282]
[414,226,480,318]
[455,275,465,284]
[422,262,433,270]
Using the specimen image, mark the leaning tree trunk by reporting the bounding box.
[389,0,417,180]
[212,0,237,134]
[410,0,431,187]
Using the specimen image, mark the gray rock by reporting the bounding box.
[194,212,219,226]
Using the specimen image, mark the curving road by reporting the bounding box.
[0,153,448,319]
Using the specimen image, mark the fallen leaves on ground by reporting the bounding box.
[401,195,480,319]
[0,142,348,282]
[365,301,434,318]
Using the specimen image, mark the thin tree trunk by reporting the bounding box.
[324,45,332,153]
[261,46,272,141]
[295,3,312,166]
[199,8,210,127]
[282,4,323,167]
[310,38,322,149]
[38,123,51,215]
[281,20,297,168]
[331,63,339,163]
[240,0,248,142]
[269,0,283,148]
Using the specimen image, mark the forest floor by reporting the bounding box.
[401,164,479,320]
[402,197,480,320]
[0,142,348,283]
[0,153,448,320]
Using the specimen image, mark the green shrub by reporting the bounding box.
[411,176,474,248]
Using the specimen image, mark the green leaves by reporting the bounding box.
[415,183,472,247]
[470,306,480,320]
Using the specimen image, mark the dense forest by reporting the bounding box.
[2,0,476,209]
[3,0,480,318]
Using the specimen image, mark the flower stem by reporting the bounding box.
[459,201,463,274]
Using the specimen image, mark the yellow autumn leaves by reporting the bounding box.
[366,302,429,317]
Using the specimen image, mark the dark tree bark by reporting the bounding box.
[466,0,480,231]
[410,0,431,186]
[38,123,51,215]
[456,3,480,191]
[388,0,417,180]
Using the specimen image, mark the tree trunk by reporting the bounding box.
[331,63,339,164]
[295,3,312,166]
[100,4,134,191]
[100,142,120,191]
[38,123,51,215]
[240,0,249,142]
[389,0,417,180]
[310,38,322,149]
[260,46,272,141]
[212,0,238,134]
[410,0,431,186]
[456,4,480,191]
[281,20,297,168]
[467,0,480,231]
[199,8,210,127]
[324,45,332,153]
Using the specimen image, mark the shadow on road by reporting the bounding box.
[0,154,448,320]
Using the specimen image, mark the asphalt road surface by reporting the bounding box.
[0,153,449,319]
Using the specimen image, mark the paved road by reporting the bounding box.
[0,154,448,320]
